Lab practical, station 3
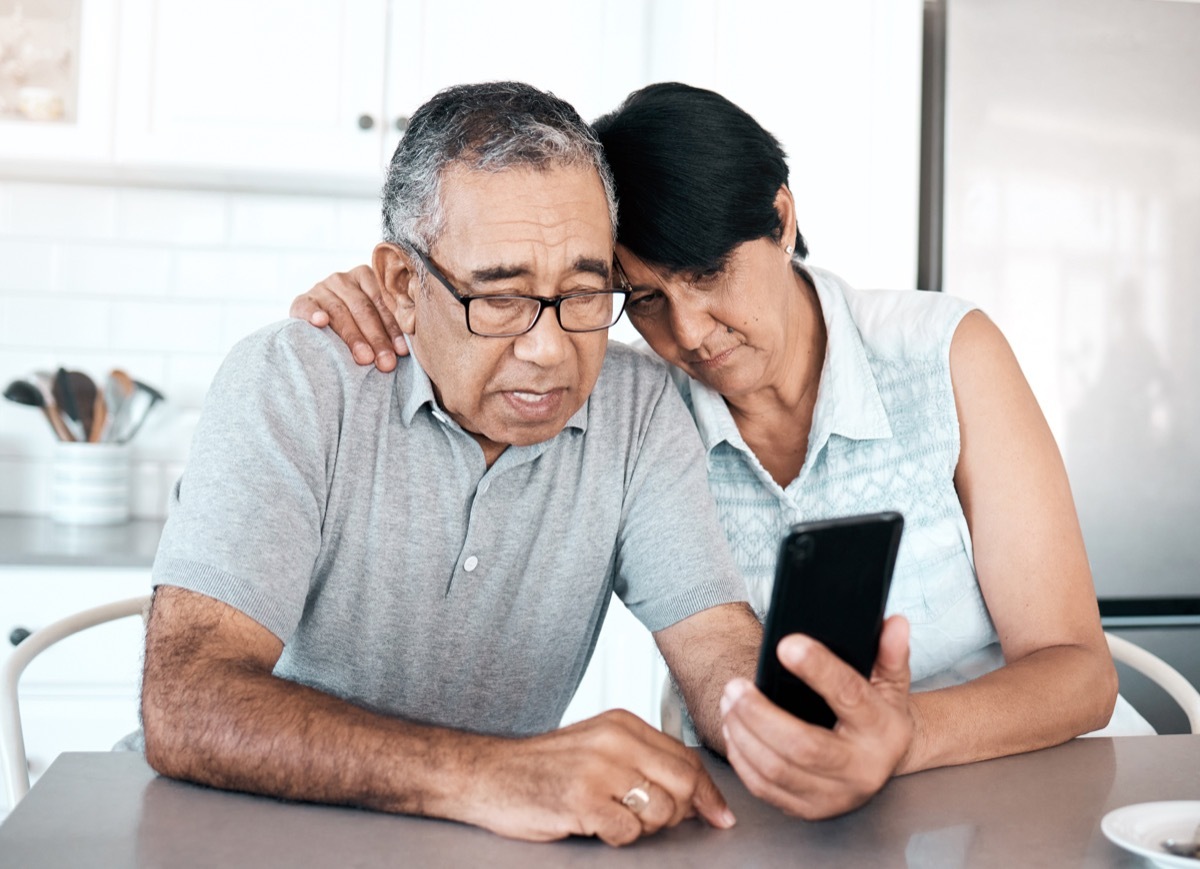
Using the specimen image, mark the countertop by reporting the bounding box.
[0,514,164,568]
[2,737,1197,867]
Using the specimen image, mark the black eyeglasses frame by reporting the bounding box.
[411,248,630,338]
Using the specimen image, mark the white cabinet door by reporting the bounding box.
[0,0,118,163]
[383,0,648,140]
[114,0,388,178]
[643,0,924,290]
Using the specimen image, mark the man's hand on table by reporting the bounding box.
[720,614,916,820]
[144,589,732,848]
[470,709,736,846]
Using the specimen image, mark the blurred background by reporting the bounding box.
[0,0,1196,797]
[0,0,923,516]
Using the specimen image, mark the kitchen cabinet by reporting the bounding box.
[0,565,149,817]
[3,0,922,251]
[0,0,118,163]
[382,0,648,134]
[110,0,647,188]
[114,0,390,180]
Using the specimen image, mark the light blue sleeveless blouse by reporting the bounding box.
[656,265,1149,738]
[667,266,1151,735]
[676,265,1001,688]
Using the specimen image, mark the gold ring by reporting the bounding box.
[621,780,651,814]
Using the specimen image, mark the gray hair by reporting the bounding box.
[381,81,618,256]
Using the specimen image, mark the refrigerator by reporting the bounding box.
[923,0,1200,732]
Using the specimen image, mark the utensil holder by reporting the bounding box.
[50,443,131,525]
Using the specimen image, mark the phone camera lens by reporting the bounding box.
[792,535,815,559]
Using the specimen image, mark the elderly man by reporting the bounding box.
[140,82,763,846]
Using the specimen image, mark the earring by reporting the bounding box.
[785,244,794,255]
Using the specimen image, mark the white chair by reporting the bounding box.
[0,594,151,810]
[660,633,1200,741]
[1106,632,1200,735]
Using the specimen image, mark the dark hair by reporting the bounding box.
[382,81,617,254]
[593,82,807,276]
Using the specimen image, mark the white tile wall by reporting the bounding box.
[0,179,380,518]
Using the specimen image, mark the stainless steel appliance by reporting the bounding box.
[922,0,1200,732]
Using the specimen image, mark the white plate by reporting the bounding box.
[1102,801,1200,868]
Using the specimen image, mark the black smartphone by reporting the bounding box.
[754,511,904,728]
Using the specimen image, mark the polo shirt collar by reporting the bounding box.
[398,343,440,427]
[687,264,892,457]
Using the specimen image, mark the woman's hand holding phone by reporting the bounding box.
[719,614,918,821]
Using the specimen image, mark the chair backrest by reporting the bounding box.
[1106,632,1200,734]
[0,594,151,809]
[660,634,1200,740]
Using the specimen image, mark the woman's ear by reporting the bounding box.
[372,243,420,333]
[773,185,798,254]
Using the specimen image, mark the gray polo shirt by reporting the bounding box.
[152,321,747,736]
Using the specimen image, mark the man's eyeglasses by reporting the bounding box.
[412,249,630,338]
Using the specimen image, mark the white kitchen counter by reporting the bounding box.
[0,514,163,568]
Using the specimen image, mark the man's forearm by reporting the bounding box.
[141,587,736,844]
[141,585,499,822]
[656,603,763,754]
[142,657,498,819]
[142,653,738,844]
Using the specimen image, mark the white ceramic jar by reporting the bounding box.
[50,443,131,525]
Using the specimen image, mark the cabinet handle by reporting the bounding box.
[9,627,31,646]
[357,113,376,131]
[395,115,409,133]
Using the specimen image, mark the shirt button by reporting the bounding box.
[479,480,490,494]
[464,556,479,572]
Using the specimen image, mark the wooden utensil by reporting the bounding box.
[89,389,107,443]
[65,371,98,443]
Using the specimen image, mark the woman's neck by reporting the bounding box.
[725,271,827,487]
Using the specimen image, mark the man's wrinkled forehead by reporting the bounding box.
[434,162,616,269]
[440,157,614,224]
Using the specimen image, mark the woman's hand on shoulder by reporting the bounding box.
[720,615,916,819]
[289,264,408,371]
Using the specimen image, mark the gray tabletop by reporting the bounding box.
[2,737,1198,867]
[0,514,163,567]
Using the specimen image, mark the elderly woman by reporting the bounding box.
[290,82,1148,819]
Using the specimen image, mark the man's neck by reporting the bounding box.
[476,437,508,468]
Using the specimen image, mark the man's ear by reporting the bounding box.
[372,242,421,333]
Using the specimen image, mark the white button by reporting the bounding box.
[479,480,490,494]
[464,556,479,572]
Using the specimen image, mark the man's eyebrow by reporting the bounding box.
[574,258,612,281]
[469,257,612,285]
[470,265,530,283]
